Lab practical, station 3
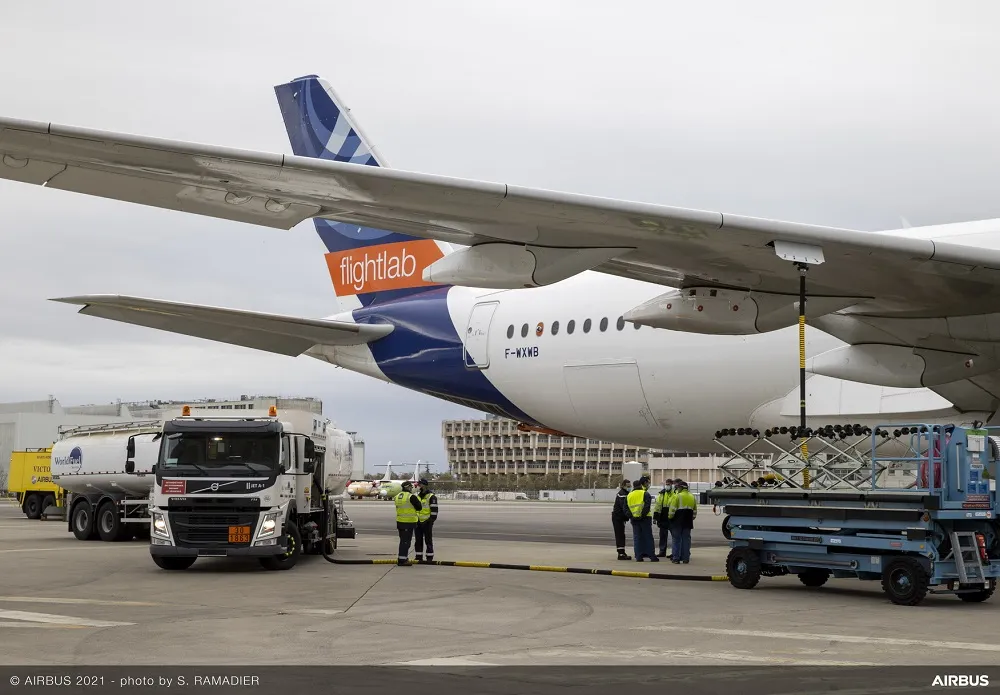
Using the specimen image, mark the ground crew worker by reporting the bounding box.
[414,478,438,562]
[653,479,675,558]
[667,479,698,564]
[394,480,422,566]
[611,479,632,560]
[626,478,657,561]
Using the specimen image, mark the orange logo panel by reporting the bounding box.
[325,239,445,296]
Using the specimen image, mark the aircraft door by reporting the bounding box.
[464,301,499,369]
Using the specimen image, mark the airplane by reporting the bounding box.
[344,466,392,499]
[4,74,1000,458]
[374,461,424,500]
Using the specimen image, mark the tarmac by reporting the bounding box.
[2,499,1000,667]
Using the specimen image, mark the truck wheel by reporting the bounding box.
[726,547,762,590]
[152,556,196,571]
[41,494,56,516]
[97,501,126,542]
[23,494,42,520]
[721,515,732,540]
[798,568,831,587]
[260,523,302,571]
[957,578,997,603]
[881,557,929,606]
[71,500,98,540]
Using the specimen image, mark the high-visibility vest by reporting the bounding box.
[669,490,698,517]
[626,489,648,518]
[417,492,434,522]
[395,492,418,524]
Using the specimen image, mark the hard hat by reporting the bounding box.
[418,478,429,487]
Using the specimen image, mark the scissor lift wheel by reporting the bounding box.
[726,547,762,589]
[881,557,930,606]
[956,578,997,603]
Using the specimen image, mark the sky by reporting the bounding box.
[1,1,1000,471]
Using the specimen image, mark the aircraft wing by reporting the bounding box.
[6,116,1000,409]
[52,295,393,356]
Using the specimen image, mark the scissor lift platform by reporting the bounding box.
[708,423,1000,605]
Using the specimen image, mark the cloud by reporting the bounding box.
[2,0,1000,466]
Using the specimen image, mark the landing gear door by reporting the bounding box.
[464,301,499,369]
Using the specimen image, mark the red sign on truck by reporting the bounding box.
[161,480,186,494]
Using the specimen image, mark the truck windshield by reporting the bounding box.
[159,433,280,477]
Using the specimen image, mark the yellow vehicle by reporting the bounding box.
[8,448,63,519]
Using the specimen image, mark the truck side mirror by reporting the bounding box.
[304,439,315,461]
[125,461,135,474]
[151,464,157,475]
[127,436,136,458]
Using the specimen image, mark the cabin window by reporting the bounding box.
[617,316,625,331]
[583,319,592,333]
[567,320,576,334]
[507,325,514,339]
[600,317,608,332]
[521,323,529,338]
[552,321,560,335]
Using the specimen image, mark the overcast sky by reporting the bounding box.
[2,1,1000,471]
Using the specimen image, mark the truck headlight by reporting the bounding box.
[151,512,170,539]
[257,512,279,539]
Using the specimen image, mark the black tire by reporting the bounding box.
[96,501,125,542]
[726,547,762,589]
[41,494,56,515]
[798,568,831,587]
[23,494,42,520]
[721,515,732,540]
[260,523,302,571]
[152,555,196,571]
[881,557,930,606]
[957,578,997,603]
[71,500,97,540]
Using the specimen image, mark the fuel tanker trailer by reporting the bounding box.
[51,421,163,542]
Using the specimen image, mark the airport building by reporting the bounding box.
[646,453,734,486]
[442,415,673,478]
[1,395,365,485]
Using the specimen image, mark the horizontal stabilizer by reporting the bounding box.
[51,295,393,356]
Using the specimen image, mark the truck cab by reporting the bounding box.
[137,406,346,571]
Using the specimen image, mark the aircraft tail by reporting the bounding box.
[274,75,455,309]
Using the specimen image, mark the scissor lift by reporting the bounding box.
[707,423,1000,605]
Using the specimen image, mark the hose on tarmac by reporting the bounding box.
[320,495,727,581]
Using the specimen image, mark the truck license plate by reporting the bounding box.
[228,526,251,543]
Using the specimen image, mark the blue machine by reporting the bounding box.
[707,423,1000,605]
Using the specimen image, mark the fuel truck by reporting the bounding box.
[133,406,356,571]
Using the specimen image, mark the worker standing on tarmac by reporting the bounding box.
[667,480,698,564]
[611,479,632,560]
[394,480,422,566]
[626,478,657,561]
[653,479,675,559]
[414,478,438,562]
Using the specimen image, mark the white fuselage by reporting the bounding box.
[310,272,977,452]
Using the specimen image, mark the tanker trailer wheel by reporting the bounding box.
[152,556,196,571]
[41,494,56,517]
[71,500,98,541]
[23,494,42,520]
[260,523,302,571]
[97,501,127,542]
[726,547,762,590]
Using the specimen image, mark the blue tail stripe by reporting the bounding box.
[274,75,449,307]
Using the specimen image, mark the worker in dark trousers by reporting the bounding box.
[653,479,675,559]
[611,479,632,560]
[414,478,438,562]
[626,478,657,561]
[668,479,698,564]
[394,480,422,566]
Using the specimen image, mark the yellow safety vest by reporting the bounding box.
[654,489,673,514]
[669,490,698,518]
[417,492,434,522]
[395,492,418,524]
[626,489,648,518]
